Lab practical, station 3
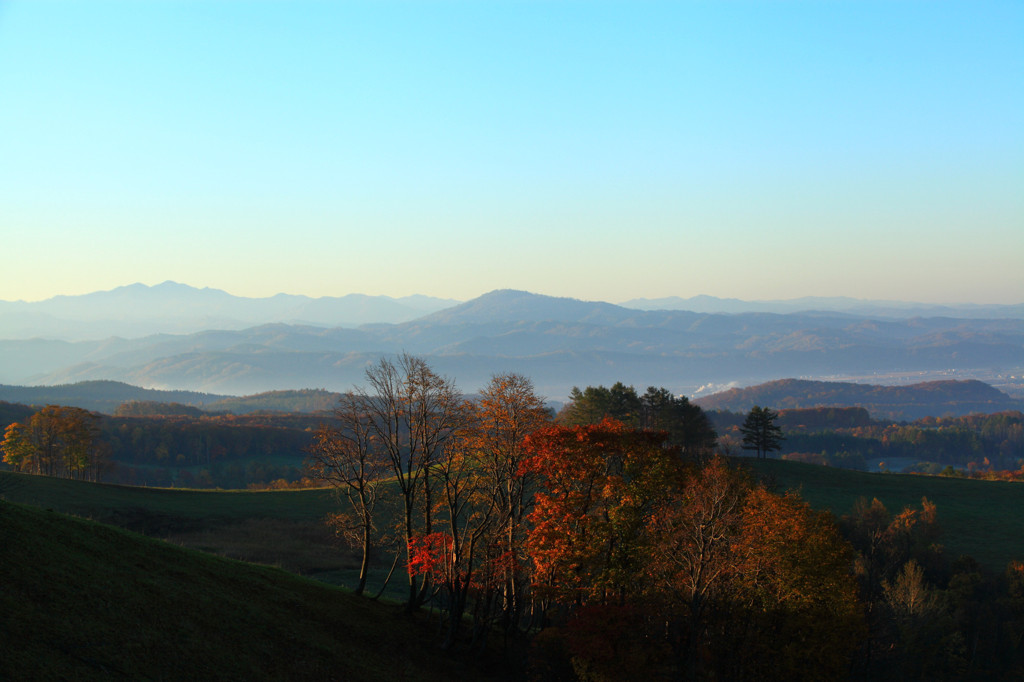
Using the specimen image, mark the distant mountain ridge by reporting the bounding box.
[694,378,1024,420]
[0,288,1021,400]
[620,295,1024,319]
[0,281,460,340]
[418,289,632,326]
[4,284,1023,344]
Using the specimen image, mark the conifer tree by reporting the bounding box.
[740,405,784,459]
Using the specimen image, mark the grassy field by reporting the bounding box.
[4,461,1023,678]
[0,499,522,681]
[4,456,1024,579]
[743,458,1024,571]
[0,472,357,581]
[0,471,338,525]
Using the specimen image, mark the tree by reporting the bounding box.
[356,354,466,609]
[639,386,718,458]
[740,405,784,459]
[645,456,747,678]
[525,437,864,680]
[408,373,551,649]
[470,373,552,637]
[2,405,108,481]
[560,383,717,457]
[306,391,388,596]
[523,418,683,608]
[558,382,642,427]
[725,487,864,681]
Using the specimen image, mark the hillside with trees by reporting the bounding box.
[696,378,1023,420]
[0,380,227,414]
[709,406,1024,473]
[2,407,321,489]
[6,357,1024,679]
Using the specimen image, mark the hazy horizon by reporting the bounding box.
[1,2,1021,305]
[2,280,1022,308]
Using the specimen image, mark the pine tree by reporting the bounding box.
[740,405,784,459]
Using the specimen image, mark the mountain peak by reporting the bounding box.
[415,289,630,325]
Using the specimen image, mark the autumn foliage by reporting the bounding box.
[522,419,864,679]
[300,364,1024,678]
[523,419,680,605]
[2,405,109,481]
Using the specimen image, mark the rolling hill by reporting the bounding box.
[0,380,229,413]
[695,378,1024,420]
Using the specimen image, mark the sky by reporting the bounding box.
[1,1,1021,305]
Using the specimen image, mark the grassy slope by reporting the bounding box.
[744,458,1024,571]
[5,456,1024,575]
[0,472,408,596]
[0,472,338,527]
[0,500,516,681]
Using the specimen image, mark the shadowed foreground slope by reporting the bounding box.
[0,501,515,681]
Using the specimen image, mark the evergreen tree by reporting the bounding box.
[740,405,784,459]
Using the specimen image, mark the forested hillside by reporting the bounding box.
[0,380,227,414]
[697,378,1023,420]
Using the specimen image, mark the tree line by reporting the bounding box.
[306,357,867,678]
[1,405,110,481]
[0,409,321,488]
[306,358,1024,678]
[801,413,1024,473]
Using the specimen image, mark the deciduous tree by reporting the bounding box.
[724,487,864,680]
[470,373,552,637]
[523,418,682,607]
[306,391,388,596]
[357,354,466,609]
[2,405,108,481]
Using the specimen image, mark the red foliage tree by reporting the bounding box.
[522,418,682,607]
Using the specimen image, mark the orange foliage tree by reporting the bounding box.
[522,418,683,609]
[725,488,864,681]
[411,373,551,648]
[467,373,552,636]
[524,420,864,679]
[2,405,109,481]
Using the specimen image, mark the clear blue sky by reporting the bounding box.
[1,1,1021,304]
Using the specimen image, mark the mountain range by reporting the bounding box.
[622,295,1024,319]
[1,286,1022,400]
[3,283,1023,343]
[0,281,459,340]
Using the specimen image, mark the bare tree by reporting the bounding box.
[307,391,388,596]
[359,354,465,609]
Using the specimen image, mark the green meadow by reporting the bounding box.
[744,458,1024,571]
[5,457,1023,576]
[4,458,1024,679]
